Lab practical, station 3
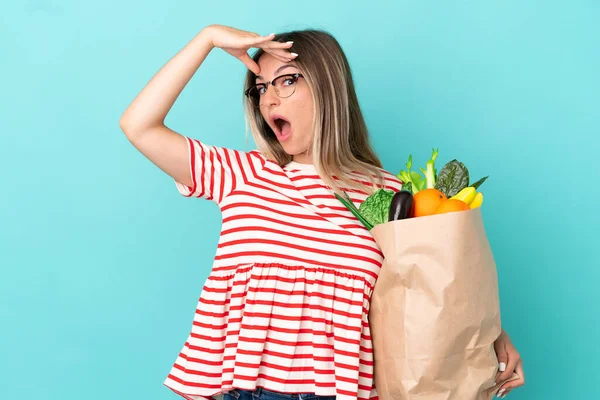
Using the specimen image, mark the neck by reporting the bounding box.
[292,153,313,165]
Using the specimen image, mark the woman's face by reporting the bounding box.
[256,54,315,163]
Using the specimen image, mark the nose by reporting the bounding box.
[262,84,280,107]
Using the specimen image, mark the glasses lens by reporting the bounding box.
[246,86,261,107]
[273,75,298,98]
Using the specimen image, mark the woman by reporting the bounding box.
[119,24,525,400]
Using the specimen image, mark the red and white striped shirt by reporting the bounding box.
[164,137,402,400]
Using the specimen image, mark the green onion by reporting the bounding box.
[334,192,374,230]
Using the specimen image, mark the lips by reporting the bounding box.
[270,114,292,142]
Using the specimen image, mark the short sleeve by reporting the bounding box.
[174,136,252,204]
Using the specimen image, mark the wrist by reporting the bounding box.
[198,25,217,48]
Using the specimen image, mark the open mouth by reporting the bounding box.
[271,115,292,141]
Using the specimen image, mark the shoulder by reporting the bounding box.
[225,148,270,170]
[377,167,403,191]
[249,150,281,171]
[242,150,290,177]
[347,166,402,193]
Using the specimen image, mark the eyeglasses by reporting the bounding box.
[244,73,304,107]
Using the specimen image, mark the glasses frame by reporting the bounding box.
[244,73,304,107]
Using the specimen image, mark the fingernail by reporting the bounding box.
[499,362,506,371]
[501,393,508,399]
[496,389,505,398]
[287,41,294,44]
[291,53,298,57]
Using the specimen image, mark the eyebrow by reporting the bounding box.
[256,64,299,81]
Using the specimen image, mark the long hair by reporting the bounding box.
[243,29,386,195]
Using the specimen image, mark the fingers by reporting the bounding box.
[261,40,294,50]
[265,49,298,63]
[245,33,276,47]
[516,358,525,382]
[238,53,261,75]
[238,33,298,72]
[496,359,525,398]
[493,341,509,382]
[497,349,520,383]
[260,40,296,62]
[239,47,297,75]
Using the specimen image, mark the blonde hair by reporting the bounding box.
[243,29,386,195]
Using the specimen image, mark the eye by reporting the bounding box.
[256,85,267,95]
[282,76,296,86]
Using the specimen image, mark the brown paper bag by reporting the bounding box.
[369,207,519,400]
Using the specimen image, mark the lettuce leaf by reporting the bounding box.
[434,159,469,197]
[359,189,395,227]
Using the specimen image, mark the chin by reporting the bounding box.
[281,144,303,156]
[282,140,311,156]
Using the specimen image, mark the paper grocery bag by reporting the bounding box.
[369,207,519,400]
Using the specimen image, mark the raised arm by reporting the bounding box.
[119,25,294,187]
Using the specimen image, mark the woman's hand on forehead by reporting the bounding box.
[206,25,297,74]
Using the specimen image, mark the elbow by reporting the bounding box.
[119,113,132,135]
[119,114,142,142]
[119,115,164,143]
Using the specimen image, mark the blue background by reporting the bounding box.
[1,1,598,398]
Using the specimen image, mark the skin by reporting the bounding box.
[118,25,298,189]
[119,24,525,397]
[255,54,315,164]
[493,328,526,397]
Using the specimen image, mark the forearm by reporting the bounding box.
[119,27,215,137]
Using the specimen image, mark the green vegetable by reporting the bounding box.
[359,189,395,227]
[336,148,490,228]
[410,171,425,192]
[335,192,374,230]
[396,155,425,195]
[420,148,439,189]
[470,175,488,189]
[434,159,470,197]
